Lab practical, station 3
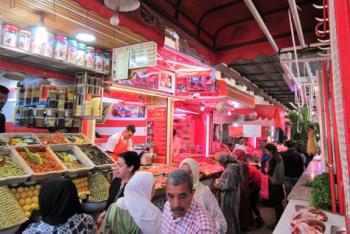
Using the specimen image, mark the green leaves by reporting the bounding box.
[310,173,331,211]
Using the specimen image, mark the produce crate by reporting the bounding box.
[50,145,94,175]
[78,144,115,170]
[0,147,32,186]
[64,133,91,145]
[37,133,70,145]
[15,146,67,181]
[0,133,41,147]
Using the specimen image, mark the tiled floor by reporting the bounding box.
[242,204,276,234]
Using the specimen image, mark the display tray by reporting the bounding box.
[37,133,70,145]
[15,146,67,181]
[50,145,95,175]
[0,44,109,75]
[78,144,115,170]
[0,133,41,147]
[64,133,91,145]
[0,147,32,186]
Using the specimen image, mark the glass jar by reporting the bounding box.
[95,49,103,72]
[85,46,95,69]
[54,35,67,60]
[76,43,86,66]
[103,52,111,73]
[45,32,55,57]
[2,24,18,47]
[30,26,47,55]
[17,29,31,51]
[67,39,78,63]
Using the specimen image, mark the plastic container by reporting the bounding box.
[103,52,111,73]
[57,118,65,128]
[2,24,17,47]
[34,107,45,117]
[76,43,86,66]
[30,27,46,55]
[64,117,73,127]
[65,101,74,110]
[72,118,82,128]
[22,108,32,118]
[17,29,31,51]
[57,109,65,118]
[32,85,40,104]
[85,47,95,69]
[45,32,54,57]
[45,117,57,127]
[24,86,32,106]
[65,109,73,117]
[95,49,103,72]
[67,39,77,63]
[54,35,67,60]
[34,117,45,127]
[46,108,57,117]
[16,84,25,106]
[48,100,58,108]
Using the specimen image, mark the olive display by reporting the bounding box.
[78,145,114,165]
[88,173,110,202]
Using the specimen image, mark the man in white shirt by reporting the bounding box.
[233,137,247,153]
[105,125,135,160]
[172,129,181,157]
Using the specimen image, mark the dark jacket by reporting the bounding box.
[281,149,304,178]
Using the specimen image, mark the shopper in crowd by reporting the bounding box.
[172,129,181,157]
[264,143,285,229]
[281,141,304,195]
[0,85,9,133]
[235,151,252,231]
[233,137,247,153]
[161,169,217,234]
[100,171,162,234]
[97,151,141,226]
[23,178,96,234]
[180,158,227,233]
[215,153,242,234]
[307,125,318,159]
[105,125,136,160]
[296,141,308,167]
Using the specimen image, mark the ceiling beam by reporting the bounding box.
[213,0,314,47]
[197,0,242,36]
[230,61,280,67]
[242,72,282,76]
[250,79,285,83]
[174,0,183,19]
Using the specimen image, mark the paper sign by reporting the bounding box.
[129,41,157,69]
[243,125,261,137]
[112,46,130,81]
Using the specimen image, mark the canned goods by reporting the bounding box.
[76,43,86,66]
[54,35,67,60]
[17,29,31,51]
[85,46,95,69]
[2,24,17,47]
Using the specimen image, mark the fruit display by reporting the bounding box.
[16,146,64,173]
[78,145,114,166]
[65,134,89,144]
[0,138,6,146]
[72,177,90,198]
[54,150,84,169]
[10,185,40,218]
[145,165,177,176]
[38,134,69,145]
[88,173,110,202]
[0,155,25,179]
[2,135,40,146]
[0,186,27,230]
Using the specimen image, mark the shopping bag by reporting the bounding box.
[260,174,269,200]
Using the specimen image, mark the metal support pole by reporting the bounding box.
[166,98,174,165]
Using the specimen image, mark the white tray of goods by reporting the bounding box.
[0,186,28,232]
[64,133,91,145]
[0,133,41,147]
[77,144,115,170]
[50,145,95,175]
[0,147,32,186]
[36,133,70,145]
[15,146,67,181]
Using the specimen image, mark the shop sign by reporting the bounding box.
[176,70,212,78]
[243,125,261,137]
[108,104,147,120]
[229,126,243,136]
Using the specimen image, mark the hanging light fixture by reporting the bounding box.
[104,0,140,26]
[76,10,96,42]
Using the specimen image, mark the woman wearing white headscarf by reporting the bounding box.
[100,171,162,234]
[180,158,227,234]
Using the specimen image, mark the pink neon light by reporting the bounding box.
[200,106,205,111]
[206,115,210,157]
[175,108,199,114]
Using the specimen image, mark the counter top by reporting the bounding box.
[274,199,345,234]
[274,159,346,233]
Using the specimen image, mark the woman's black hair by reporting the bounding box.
[119,151,141,173]
[265,143,281,162]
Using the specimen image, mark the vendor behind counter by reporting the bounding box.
[0,85,9,133]
[104,125,135,160]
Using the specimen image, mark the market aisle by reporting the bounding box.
[242,203,274,234]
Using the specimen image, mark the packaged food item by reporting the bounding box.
[85,46,95,69]
[45,117,57,127]
[57,110,65,118]
[45,32,54,57]
[39,84,49,104]
[30,26,47,55]
[72,118,81,128]
[57,118,65,128]
[16,83,25,106]
[2,24,17,47]
[17,29,31,51]
[76,43,86,66]
[92,97,101,116]
[65,101,74,110]
[32,85,40,104]
[65,109,73,118]
[48,100,58,108]
[103,52,111,73]
[67,39,77,63]
[46,108,57,117]
[48,87,57,100]
[54,35,67,60]
[34,117,45,127]
[66,88,74,102]
[34,106,45,117]
[24,85,32,106]
[64,118,73,127]
[95,49,103,72]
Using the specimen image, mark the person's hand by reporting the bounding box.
[97,211,106,225]
[214,178,221,189]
